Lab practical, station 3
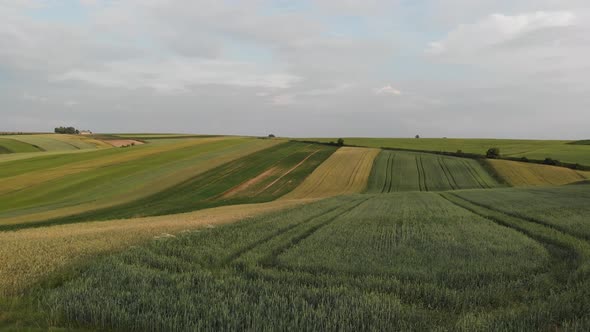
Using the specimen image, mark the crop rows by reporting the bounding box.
[37,184,590,330]
[367,150,498,193]
[487,159,587,186]
[283,147,379,199]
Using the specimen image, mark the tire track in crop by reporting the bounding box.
[439,193,585,282]
[461,160,488,189]
[386,153,397,193]
[418,156,429,191]
[379,153,392,193]
[415,157,424,192]
[448,192,590,242]
[437,158,457,190]
[257,197,373,268]
[222,198,367,265]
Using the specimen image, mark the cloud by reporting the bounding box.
[375,85,402,96]
[65,100,79,107]
[427,11,577,56]
[20,93,48,103]
[55,58,301,93]
[270,94,296,106]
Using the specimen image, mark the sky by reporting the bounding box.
[1,0,589,138]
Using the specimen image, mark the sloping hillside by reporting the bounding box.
[487,159,586,186]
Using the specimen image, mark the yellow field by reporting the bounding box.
[0,199,311,296]
[282,147,380,199]
[487,159,587,186]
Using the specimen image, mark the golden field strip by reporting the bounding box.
[0,199,311,295]
[283,147,380,199]
[487,159,587,186]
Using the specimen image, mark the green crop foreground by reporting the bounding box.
[367,150,499,192]
[37,184,590,331]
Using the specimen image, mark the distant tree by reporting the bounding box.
[268,134,276,138]
[486,147,500,159]
[54,126,79,134]
[543,158,560,166]
[337,138,344,146]
[520,157,529,162]
[456,150,463,156]
[415,134,420,139]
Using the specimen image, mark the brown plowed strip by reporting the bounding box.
[104,140,144,147]
[257,149,320,194]
[221,167,279,199]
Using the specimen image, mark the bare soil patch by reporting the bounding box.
[104,140,144,147]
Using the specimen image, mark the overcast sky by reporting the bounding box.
[1,0,589,138]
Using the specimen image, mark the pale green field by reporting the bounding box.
[305,138,590,166]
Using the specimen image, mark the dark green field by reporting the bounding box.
[367,150,499,192]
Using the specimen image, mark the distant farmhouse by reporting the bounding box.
[79,130,93,135]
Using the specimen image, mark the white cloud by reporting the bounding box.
[271,94,296,106]
[375,85,402,96]
[21,93,48,103]
[55,58,301,93]
[65,100,79,107]
[427,11,577,55]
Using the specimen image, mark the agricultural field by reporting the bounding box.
[283,147,379,199]
[0,137,42,153]
[2,133,590,330]
[9,185,586,331]
[367,150,499,192]
[0,137,284,228]
[0,140,334,230]
[487,159,587,186]
[2,134,108,152]
[305,137,590,166]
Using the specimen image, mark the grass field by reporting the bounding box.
[0,137,42,153]
[14,142,335,227]
[0,138,283,228]
[487,159,587,186]
[283,147,379,199]
[5,134,107,152]
[29,184,590,331]
[367,150,499,192]
[306,137,590,166]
